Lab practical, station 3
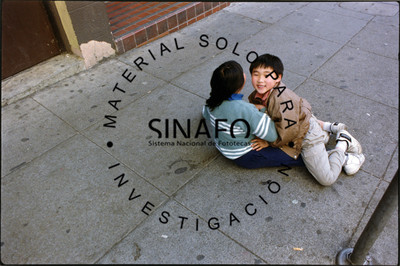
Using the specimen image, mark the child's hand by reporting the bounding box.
[254,104,265,110]
[251,138,269,151]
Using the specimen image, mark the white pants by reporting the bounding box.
[301,115,346,186]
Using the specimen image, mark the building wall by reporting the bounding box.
[65,1,114,46]
[49,1,115,68]
[45,2,230,68]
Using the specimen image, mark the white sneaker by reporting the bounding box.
[343,153,365,175]
[330,122,348,134]
[336,130,362,154]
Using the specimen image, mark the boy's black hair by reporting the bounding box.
[249,54,284,77]
[206,60,244,110]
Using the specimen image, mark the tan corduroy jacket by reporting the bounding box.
[248,82,312,159]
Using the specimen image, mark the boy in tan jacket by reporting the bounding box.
[248,54,365,186]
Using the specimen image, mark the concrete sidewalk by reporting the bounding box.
[1,2,398,264]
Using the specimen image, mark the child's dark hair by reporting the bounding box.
[249,54,284,77]
[206,60,244,110]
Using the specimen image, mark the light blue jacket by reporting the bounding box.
[202,95,277,159]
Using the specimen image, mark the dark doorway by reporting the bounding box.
[1,1,62,79]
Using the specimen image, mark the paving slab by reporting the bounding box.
[348,179,398,265]
[1,97,76,178]
[295,79,398,179]
[369,209,398,265]
[381,1,400,6]
[347,19,399,59]
[83,83,219,196]
[232,23,342,77]
[179,9,268,42]
[339,2,399,16]
[0,134,168,264]
[307,2,374,21]
[383,146,398,183]
[97,199,262,264]
[372,10,399,26]
[311,45,399,109]
[117,32,223,82]
[173,155,380,264]
[1,54,85,106]
[277,5,369,45]
[225,2,308,24]
[349,180,388,247]
[32,58,165,131]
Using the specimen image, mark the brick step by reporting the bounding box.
[106,2,193,39]
[105,2,230,54]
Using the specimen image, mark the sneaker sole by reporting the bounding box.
[344,153,365,175]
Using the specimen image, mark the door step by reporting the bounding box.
[105,2,230,53]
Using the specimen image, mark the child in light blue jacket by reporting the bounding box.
[203,60,305,168]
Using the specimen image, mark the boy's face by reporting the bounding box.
[251,66,282,95]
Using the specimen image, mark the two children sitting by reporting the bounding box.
[203,55,365,186]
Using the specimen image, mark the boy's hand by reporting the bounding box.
[254,104,265,110]
[251,138,269,151]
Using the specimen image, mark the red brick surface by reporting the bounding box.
[107,2,230,54]
[121,35,136,52]
[167,14,178,30]
[146,24,158,40]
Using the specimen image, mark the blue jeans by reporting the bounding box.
[233,147,305,169]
